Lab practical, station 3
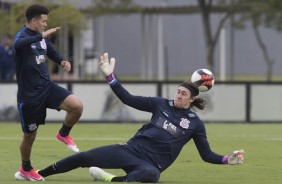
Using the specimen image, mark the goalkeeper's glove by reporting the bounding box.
[99,53,116,84]
[222,149,245,165]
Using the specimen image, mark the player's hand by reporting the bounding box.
[42,27,61,38]
[61,60,71,72]
[224,150,245,165]
[99,53,115,77]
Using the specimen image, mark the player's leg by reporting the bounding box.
[15,102,45,181]
[59,94,83,128]
[20,132,37,167]
[58,94,83,152]
[89,164,160,183]
[122,164,160,183]
[15,131,45,181]
[38,144,125,177]
[39,144,160,182]
[85,145,160,182]
[47,84,83,153]
[89,158,160,183]
[39,144,137,179]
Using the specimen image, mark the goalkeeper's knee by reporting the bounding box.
[127,167,160,183]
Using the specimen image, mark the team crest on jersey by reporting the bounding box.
[179,118,190,129]
[40,39,47,50]
[28,123,37,131]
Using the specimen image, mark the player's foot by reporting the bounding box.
[56,132,79,153]
[15,167,44,181]
[89,167,115,182]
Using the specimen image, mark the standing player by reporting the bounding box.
[35,53,245,183]
[14,4,83,181]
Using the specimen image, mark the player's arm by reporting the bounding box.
[14,27,60,49]
[14,33,42,49]
[111,80,160,112]
[99,52,155,112]
[43,27,62,63]
[42,27,60,38]
[43,27,71,72]
[193,121,245,165]
[45,39,71,72]
[193,133,224,164]
[46,39,63,64]
[194,135,245,165]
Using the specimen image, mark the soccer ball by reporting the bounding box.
[191,69,215,92]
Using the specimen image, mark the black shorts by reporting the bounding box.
[18,83,72,133]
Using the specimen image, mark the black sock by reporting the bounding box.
[111,176,127,182]
[22,160,32,171]
[59,124,72,137]
[38,163,58,177]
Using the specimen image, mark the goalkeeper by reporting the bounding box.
[37,53,245,183]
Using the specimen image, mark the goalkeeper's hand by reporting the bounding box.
[99,53,115,77]
[223,149,245,165]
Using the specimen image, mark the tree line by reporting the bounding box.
[1,0,282,81]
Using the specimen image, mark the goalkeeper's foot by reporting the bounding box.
[56,132,79,153]
[89,167,115,182]
[15,167,45,181]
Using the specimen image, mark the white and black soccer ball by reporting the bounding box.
[191,69,215,92]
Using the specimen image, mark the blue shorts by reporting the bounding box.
[18,83,72,133]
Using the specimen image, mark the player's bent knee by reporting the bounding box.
[73,99,83,114]
[137,168,160,183]
[62,95,84,114]
[70,95,83,112]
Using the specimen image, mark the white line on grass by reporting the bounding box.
[264,138,282,141]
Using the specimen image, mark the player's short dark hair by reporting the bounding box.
[25,4,49,22]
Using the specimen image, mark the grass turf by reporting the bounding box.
[0,122,281,183]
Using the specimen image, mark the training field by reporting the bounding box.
[0,122,281,184]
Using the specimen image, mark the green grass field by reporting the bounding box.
[0,122,281,183]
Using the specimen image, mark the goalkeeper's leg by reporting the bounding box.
[39,145,138,177]
[38,144,160,182]
[89,165,160,183]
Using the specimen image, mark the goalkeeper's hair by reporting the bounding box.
[179,81,206,110]
[191,97,206,110]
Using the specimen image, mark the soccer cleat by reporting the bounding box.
[15,167,44,181]
[89,167,115,182]
[56,132,79,153]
